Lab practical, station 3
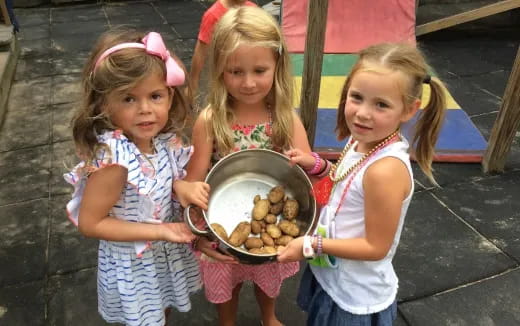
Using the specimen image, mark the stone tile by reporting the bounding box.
[0,199,49,286]
[52,50,89,75]
[0,146,50,206]
[105,2,157,18]
[167,38,196,61]
[420,35,509,77]
[399,268,520,325]
[394,191,515,301]
[109,14,167,28]
[18,38,52,58]
[50,4,105,23]
[51,75,82,105]
[153,0,206,24]
[52,32,105,54]
[433,171,520,261]
[50,19,108,38]
[412,162,486,189]
[16,24,50,41]
[14,55,54,81]
[8,77,51,110]
[13,8,50,27]
[47,268,110,326]
[171,23,199,39]
[48,195,98,274]
[0,281,46,326]
[442,74,502,116]
[0,102,50,151]
[52,102,76,142]
[50,141,76,196]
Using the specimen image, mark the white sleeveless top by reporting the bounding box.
[311,137,413,314]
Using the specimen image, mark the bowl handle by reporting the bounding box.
[184,204,209,236]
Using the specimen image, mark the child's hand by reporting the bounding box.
[161,222,197,243]
[284,148,315,171]
[277,236,305,262]
[197,237,239,264]
[174,179,210,210]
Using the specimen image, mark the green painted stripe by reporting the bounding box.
[290,54,358,76]
[290,53,438,77]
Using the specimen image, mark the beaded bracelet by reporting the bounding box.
[306,152,323,175]
[316,159,332,179]
[316,234,323,256]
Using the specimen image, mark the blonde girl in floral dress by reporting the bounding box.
[178,7,312,326]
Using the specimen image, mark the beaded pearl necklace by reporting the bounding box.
[329,130,400,183]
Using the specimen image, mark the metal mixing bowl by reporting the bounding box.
[185,149,317,264]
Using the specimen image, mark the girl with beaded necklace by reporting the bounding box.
[278,42,447,326]
[178,6,312,326]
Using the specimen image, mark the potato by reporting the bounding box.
[260,232,275,246]
[251,220,263,235]
[259,220,267,232]
[228,222,251,247]
[252,199,270,220]
[211,223,229,242]
[263,246,277,254]
[249,248,265,254]
[264,213,277,224]
[245,237,264,249]
[253,194,261,204]
[269,201,284,215]
[268,186,285,204]
[266,224,282,239]
[278,220,300,237]
[283,199,299,220]
[275,235,294,246]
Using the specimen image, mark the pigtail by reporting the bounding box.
[413,77,447,185]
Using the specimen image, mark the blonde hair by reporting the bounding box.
[335,43,446,184]
[72,28,192,162]
[205,6,295,154]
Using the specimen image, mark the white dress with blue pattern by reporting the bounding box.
[64,130,202,326]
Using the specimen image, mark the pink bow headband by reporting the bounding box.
[93,32,185,86]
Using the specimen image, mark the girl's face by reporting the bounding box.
[223,45,276,108]
[105,73,172,153]
[344,70,418,153]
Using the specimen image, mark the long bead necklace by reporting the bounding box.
[313,131,400,206]
[140,139,157,177]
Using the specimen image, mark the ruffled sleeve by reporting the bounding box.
[63,130,149,226]
[156,133,193,181]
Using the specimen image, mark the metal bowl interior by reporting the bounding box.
[203,149,317,264]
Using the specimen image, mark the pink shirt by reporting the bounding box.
[197,0,257,44]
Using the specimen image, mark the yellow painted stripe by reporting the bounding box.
[294,76,460,109]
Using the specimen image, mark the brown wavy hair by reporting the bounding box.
[72,28,192,162]
[335,43,447,184]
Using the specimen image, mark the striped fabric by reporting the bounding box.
[64,130,202,325]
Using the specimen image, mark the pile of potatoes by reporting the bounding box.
[211,185,302,255]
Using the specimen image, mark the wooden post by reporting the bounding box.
[483,46,520,173]
[299,0,328,148]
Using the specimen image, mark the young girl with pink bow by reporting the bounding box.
[64,29,209,326]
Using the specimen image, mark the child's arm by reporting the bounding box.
[291,111,313,153]
[185,109,213,182]
[173,179,210,209]
[188,40,209,96]
[278,157,412,262]
[78,165,195,243]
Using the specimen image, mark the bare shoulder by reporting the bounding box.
[363,157,412,197]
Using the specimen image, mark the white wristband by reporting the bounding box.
[302,235,315,259]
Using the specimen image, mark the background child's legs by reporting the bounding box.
[253,284,283,326]
[217,283,242,326]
